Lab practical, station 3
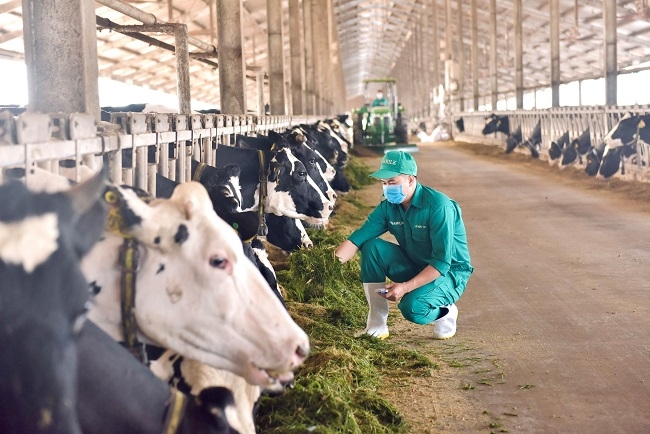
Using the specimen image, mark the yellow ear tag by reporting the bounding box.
[104,190,118,204]
[639,120,646,129]
[103,188,131,238]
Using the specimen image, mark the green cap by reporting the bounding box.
[370,150,418,179]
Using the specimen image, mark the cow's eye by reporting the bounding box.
[309,158,316,165]
[209,256,228,269]
[298,171,307,179]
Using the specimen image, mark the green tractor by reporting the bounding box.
[352,78,416,152]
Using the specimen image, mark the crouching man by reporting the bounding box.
[335,151,473,340]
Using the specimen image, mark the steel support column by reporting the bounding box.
[288,0,303,115]
[216,0,246,114]
[550,0,560,107]
[514,0,523,109]
[174,24,192,114]
[324,0,334,115]
[22,0,100,116]
[457,0,465,112]
[267,0,285,115]
[489,0,498,110]
[303,0,315,115]
[431,0,440,117]
[470,0,479,110]
[604,0,617,106]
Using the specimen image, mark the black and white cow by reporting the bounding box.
[547,131,570,166]
[0,172,107,434]
[584,144,606,177]
[216,144,332,227]
[77,321,239,434]
[521,121,542,158]
[235,131,336,206]
[504,126,522,154]
[559,128,592,169]
[481,114,510,136]
[597,114,650,179]
[295,124,351,193]
[264,213,313,253]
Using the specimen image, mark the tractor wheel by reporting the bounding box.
[353,120,363,146]
[394,119,408,144]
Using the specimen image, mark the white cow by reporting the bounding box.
[82,182,309,387]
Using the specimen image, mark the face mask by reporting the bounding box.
[383,181,407,204]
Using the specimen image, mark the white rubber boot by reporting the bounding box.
[433,304,458,340]
[355,283,389,340]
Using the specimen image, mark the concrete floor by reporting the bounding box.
[414,142,650,433]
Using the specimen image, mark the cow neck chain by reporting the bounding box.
[118,237,146,363]
[257,149,268,236]
[162,388,188,434]
[103,187,147,364]
[192,162,207,182]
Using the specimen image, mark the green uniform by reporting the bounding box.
[348,183,473,325]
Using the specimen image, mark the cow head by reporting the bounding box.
[548,131,569,166]
[559,141,578,170]
[266,145,333,226]
[0,171,107,434]
[276,130,337,206]
[603,113,640,148]
[482,114,510,136]
[596,144,637,179]
[584,146,604,176]
[290,127,336,181]
[83,181,310,387]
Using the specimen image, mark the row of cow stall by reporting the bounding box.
[0,108,354,434]
[454,105,650,183]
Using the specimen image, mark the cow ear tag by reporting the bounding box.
[104,188,131,238]
[639,120,646,129]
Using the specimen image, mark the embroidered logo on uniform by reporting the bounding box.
[384,159,396,165]
[389,221,404,225]
[414,224,427,229]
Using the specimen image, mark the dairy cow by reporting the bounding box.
[0,172,107,434]
[559,128,592,169]
[548,131,570,166]
[82,182,310,387]
[216,144,332,227]
[598,114,650,179]
[77,321,239,434]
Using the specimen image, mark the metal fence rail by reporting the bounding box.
[0,111,324,193]
[453,105,650,182]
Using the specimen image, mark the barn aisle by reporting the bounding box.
[409,141,650,432]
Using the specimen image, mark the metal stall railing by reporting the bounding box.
[0,111,324,192]
[452,105,650,181]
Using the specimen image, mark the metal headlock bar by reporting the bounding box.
[0,110,322,188]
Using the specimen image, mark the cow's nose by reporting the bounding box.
[328,205,333,210]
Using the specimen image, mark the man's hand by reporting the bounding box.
[335,240,358,263]
[382,282,410,302]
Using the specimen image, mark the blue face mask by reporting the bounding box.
[383,181,407,204]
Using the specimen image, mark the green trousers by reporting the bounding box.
[360,238,471,325]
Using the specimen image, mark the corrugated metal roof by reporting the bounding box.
[1,0,650,109]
